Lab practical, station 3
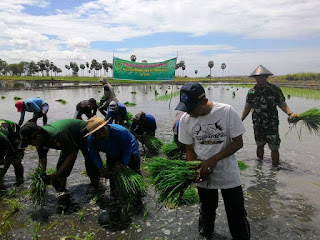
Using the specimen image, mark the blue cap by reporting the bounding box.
[175,82,205,112]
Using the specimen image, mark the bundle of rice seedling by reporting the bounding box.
[238,161,248,171]
[161,141,181,160]
[146,157,201,206]
[113,164,147,203]
[126,112,133,126]
[29,167,48,207]
[124,101,136,107]
[144,136,163,156]
[288,108,320,138]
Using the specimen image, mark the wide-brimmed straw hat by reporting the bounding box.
[84,115,108,137]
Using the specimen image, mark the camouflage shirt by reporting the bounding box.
[245,82,286,129]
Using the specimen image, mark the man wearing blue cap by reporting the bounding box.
[176,82,250,240]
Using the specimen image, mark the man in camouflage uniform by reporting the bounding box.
[241,65,296,167]
[0,119,24,189]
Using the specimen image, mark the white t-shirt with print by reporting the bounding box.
[178,102,246,189]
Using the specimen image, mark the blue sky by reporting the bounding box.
[0,0,320,76]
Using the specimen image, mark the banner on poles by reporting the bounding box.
[113,57,177,81]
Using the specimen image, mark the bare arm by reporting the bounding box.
[51,151,77,178]
[199,135,244,177]
[280,104,293,116]
[241,108,251,121]
[186,144,197,161]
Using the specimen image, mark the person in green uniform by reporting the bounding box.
[19,119,99,192]
[241,65,297,167]
[0,119,24,189]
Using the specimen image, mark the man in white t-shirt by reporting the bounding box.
[176,82,250,240]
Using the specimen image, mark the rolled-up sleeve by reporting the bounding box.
[87,135,103,168]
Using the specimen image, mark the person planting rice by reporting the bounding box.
[73,98,98,120]
[98,76,117,117]
[0,119,24,189]
[176,82,250,240]
[130,111,159,155]
[15,97,49,126]
[105,101,128,126]
[86,116,141,197]
[18,119,99,192]
[241,65,297,167]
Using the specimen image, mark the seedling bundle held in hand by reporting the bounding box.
[146,157,201,206]
[29,167,49,207]
[288,108,320,138]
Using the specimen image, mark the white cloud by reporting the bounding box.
[0,0,319,75]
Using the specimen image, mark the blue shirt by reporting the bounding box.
[131,113,157,133]
[106,102,127,123]
[87,124,139,168]
[20,97,47,122]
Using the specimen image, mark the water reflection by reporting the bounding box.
[0,80,94,90]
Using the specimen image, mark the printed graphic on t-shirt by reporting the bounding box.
[193,119,226,145]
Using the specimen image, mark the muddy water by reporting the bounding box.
[0,84,320,240]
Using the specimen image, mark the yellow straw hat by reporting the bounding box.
[84,115,109,137]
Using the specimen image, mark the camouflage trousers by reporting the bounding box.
[253,126,281,151]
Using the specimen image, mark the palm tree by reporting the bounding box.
[195,70,198,77]
[91,59,98,77]
[102,60,107,75]
[208,61,214,78]
[182,65,186,77]
[80,64,85,77]
[38,60,46,76]
[65,65,70,76]
[130,55,136,62]
[142,60,147,63]
[221,63,226,77]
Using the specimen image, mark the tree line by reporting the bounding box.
[0,59,113,77]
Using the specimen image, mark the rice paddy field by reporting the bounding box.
[0,82,320,239]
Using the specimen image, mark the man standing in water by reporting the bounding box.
[176,82,250,240]
[241,65,297,167]
[98,76,117,117]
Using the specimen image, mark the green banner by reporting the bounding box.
[113,57,177,81]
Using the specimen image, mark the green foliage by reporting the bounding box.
[161,141,180,160]
[144,136,163,156]
[13,96,22,100]
[146,157,201,206]
[46,167,56,175]
[289,108,320,138]
[124,101,136,106]
[113,164,147,203]
[156,91,180,101]
[33,222,41,240]
[0,220,12,237]
[278,72,320,81]
[55,99,68,104]
[29,167,48,207]
[1,96,5,99]
[78,208,85,223]
[2,198,22,219]
[238,161,249,171]
[130,91,137,94]
[126,112,133,126]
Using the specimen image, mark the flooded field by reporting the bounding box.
[0,83,320,239]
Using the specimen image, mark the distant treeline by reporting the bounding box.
[277,73,320,81]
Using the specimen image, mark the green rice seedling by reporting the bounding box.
[13,96,22,100]
[144,136,163,156]
[288,108,320,138]
[146,157,201,205]
[124,101,136,106]
[232,92,236,98]
[78,208,85,223]
[29,167,48,207]
[55,99,68,104]
[156,91,180,101]
[142,207,150,221]
[130,91,137,94]
[1,96,6,99]
[46,167,56,175]
[161,141,181,160]
[0,220,12,237]
[113,164,147,203]
[3,198,22,219]
[238,161,249,171]
[33,222,41,240]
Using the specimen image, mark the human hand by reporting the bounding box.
[198,158,218,179]
[288,113,301,124]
